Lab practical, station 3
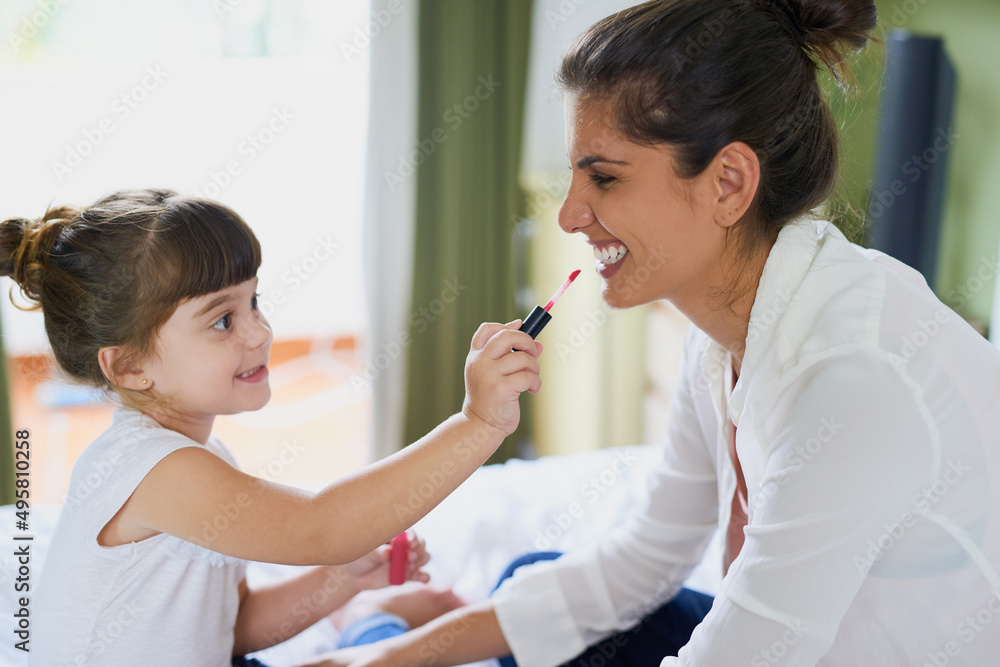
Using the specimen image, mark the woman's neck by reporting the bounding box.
[673,239,771,377]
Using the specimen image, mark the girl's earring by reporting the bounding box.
[141,379,148,385]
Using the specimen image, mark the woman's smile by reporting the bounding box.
[590,239,630,279]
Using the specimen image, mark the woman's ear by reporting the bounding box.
[98,346,151,391]
[710,141,760,228]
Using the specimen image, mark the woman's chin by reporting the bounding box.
[600,283,635,310]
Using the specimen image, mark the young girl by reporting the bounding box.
[0,188,542,666]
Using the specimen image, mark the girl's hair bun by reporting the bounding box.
[764,0,878,84]
[0,205,80,308]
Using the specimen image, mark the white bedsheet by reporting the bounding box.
[0,445,720,667]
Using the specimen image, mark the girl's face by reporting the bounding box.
[559,95,731,310]
[140,277,272,437]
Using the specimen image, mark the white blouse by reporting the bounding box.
[492,218,1000,666]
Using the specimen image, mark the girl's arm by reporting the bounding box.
[234,536,431,654]
[232,570,359,655]
[116,323,541,566]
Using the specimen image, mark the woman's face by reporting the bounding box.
[559,95,732,310]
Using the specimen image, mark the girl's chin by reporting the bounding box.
[249,391,272,411]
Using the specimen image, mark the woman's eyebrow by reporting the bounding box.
[576,155,629,169]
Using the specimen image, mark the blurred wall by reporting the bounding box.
[835,0,1000,333]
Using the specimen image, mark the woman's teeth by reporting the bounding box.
[594,244,628,265]
[237,366,261,378]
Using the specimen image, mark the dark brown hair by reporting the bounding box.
[558,0,877,270]
[0,188,261,399]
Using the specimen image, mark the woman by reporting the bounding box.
[317,0,1000,664]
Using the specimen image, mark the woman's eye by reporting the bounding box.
[251,293,259,310]
[590,172,616,187]
[212,314,233,331]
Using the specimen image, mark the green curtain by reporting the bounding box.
[403,0,534,463]
[0,311,14,505]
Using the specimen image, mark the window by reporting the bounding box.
[0,0,373,501]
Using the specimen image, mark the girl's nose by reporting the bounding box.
[245,313,272,350]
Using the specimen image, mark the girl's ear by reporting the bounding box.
[98,346,151,391]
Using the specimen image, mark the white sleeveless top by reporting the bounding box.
[34,407,246,666]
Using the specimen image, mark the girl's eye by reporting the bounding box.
[212,314,233,331]
[590,172,616,188]
[251,293,259,310]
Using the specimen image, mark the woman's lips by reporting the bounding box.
[592,242,628,279]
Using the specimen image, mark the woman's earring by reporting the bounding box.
[141,379,148,385]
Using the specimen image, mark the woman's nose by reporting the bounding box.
[558,177,594,235]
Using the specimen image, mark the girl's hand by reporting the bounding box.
[462,321,543,436]
[344,532,430,591]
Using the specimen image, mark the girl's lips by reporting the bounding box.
[235,365,268,383]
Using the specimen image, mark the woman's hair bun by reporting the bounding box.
[765,0,878,83]
[0,205,80,307]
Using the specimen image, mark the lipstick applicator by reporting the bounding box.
[519,269,581,339]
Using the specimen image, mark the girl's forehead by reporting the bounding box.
[175,277,260,317]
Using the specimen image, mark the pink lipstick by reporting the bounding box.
[389,532,409,585]
[519,270,581,339]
